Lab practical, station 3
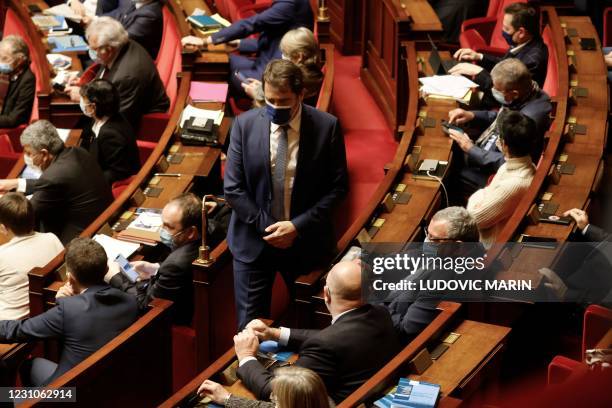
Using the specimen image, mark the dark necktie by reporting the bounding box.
[272,125,288,221]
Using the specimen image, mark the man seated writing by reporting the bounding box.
[230,261,401,402]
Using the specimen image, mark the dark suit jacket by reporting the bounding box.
[25,147,113,245]
[224,104,348,263]
[237,305,401,402]
[478,37,549,89]
[99,39,169,126]
[104,0,163,59]
[0,67,35,128]
[211,0,313,73]
[95,0,120,15]
[0,285,138,384]
[80,114,140,185]
[464,88,551,181]
[110,240,199,325]
[558,225,612,304]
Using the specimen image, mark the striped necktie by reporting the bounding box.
[272,125,288,221]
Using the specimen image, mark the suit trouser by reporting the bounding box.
[20,357,57,387]
[233,246,311,330]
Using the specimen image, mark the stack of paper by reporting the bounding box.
[93,234,140,261]
[31,14,64,29]
[44,4,83,22]
[189,82,228,103]
[419,75,478,101]
[180,105,224,127]
[116,209,162,245]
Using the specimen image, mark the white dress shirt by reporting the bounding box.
[269,105,301,220]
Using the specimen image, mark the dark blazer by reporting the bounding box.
[224,104,348,263]
[465,87,551,177]
[0,285,138,384]
[104,0,163,60]
[25,147,113,245]
[0,67,35,128]
[211,0,313,72]
[478,37,549,89]
[80,114,140,185]
[237,304,401,402]
[96,0,120,15]
[110,240,199,325]
[98,39,169,126]
[558,225,612,304]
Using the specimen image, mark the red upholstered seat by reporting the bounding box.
[171,325,197,391]
[542,25,558,98]
[459,0,527,57]
[547,305,612,385]
[138,5,182,142]
[1,8,44,152]
[605,7,612,47]
[137,139,157,164]
[0,133,20,178]
[111,175,136,199]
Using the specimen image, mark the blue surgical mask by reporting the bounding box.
[491,88,509,105]
[422,237,439,258]
[88,48,99,63]
[159,228,176,249]
[502,30,515,47]
[0,63,13,75]
[265,101,293,125]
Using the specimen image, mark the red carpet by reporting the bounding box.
[330,52,397,236]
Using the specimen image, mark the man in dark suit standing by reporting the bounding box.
[224,60,348,330]
[182,0,314,97]
[0,35,35,129]
[0,238,139,386]
[0,120,113,244]
[66,17,169,126]
[106,193,201,325]
[451,2,548,105]
[232,261,401,402]
[103,0,163,59]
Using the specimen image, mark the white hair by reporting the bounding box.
[86,17,129,49]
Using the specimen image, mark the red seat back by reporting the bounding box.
[111,175,136,199]
[542,25,558,98]
[0,133,15,154]
[155,5,181,112]
[605,8,612,47]
[137,139,157,164]
[489,0,528,50]
[582,305,612,361]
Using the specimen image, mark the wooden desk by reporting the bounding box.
[408,320,510,398]
[361,0,442,134]
[328,0,364,55]
[0,343,35,387]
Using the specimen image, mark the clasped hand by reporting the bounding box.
[263,221,297,249]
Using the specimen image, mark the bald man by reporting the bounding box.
[234,261,401,402]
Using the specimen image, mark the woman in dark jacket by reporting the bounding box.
[79,79,140,185]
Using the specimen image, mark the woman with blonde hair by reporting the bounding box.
[243,27,324,107]
[197,365,334,407]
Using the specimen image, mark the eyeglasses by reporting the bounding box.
[423,226,451,242]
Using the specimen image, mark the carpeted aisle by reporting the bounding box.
[329,51,398,236]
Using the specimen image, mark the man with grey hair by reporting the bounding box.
[379,206,485,343]
[0,120,112,244]
[445,58,551,198]
[65,17,168,126]
[0,35,35,128]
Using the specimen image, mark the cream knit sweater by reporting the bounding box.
[467,156,535,248]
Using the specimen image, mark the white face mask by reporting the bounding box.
[492,88,510,105]
[24,154,42,173]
